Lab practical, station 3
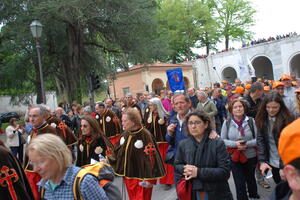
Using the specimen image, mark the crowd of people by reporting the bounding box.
[1,74,300,200]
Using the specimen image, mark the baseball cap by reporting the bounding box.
[272,81,284,89]
[234,86,245,94]
[245,84,252,90]
[279,118,300,165]
[280,74,292,81]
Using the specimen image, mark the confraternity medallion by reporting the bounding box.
[95,146,103,154]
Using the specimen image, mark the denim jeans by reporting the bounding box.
[231,157,258,200]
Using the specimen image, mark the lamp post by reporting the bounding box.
[30,20,46,104]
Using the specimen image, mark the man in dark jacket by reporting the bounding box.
[187,88,199,109]
[270,118,300,200]
[243,82,264,118]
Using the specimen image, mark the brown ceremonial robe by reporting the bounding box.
[0,145,34,200]
[76,135,115,167]
[143,108,167,143]
[24,123,58,171]
[111,127,166,180]
[46,115,77,146]
[95,109,122,138]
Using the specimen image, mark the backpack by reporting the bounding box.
[41,162,121,200]
[226,115,255,139]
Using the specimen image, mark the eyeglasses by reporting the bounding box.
[187,121,203,126]
[80,124,89,128]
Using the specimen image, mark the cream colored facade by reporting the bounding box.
[108,63,194,99]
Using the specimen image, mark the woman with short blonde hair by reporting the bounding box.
[27,134,108,200]
[27,133,72,171]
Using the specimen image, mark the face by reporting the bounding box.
[29,108,44,128]
[122,114,135,131]
[275,86,285,96]
[148,102,157,112]
[253,89,264,99]
[282,79,291,87]
[105,99,113,107]
[80,119,92,136]
[266,101,281,117]
[187,88,194,96]
[139,95,144,101]
[187,115,208,138]
[198,95,206,103]
[173,95,191,116]
[28,150,60,181]
[126,96,133,104]
[235,80,241,86]
[95,105,105,115]
[232,101,245,118]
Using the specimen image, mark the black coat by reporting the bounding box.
[256,125,284,168]
[174,133,233,200]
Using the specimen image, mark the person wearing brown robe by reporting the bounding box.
[143,97,174,189]
[122,93,144,120]
[76,115,115,167]
[0,140,34,200]
[95,102,122,145]
[24,105,60,200]
[46,113,77,147]
[110,108,165,200]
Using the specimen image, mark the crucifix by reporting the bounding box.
[144,143,156,168]
[0,166,19,200]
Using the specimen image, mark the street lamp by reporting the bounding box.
[30,20,46,103]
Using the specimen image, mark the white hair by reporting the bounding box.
[149,97,168,119]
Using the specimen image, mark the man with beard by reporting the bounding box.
[95,102,122,145]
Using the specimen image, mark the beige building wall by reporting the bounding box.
[109,65,194,100]
[110,71,144,99]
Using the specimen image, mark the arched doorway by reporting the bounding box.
[251,56,274,80]
[184,77,190,89]
[152,78,164,94]
[222,67,237,83]
[289,53,300,78]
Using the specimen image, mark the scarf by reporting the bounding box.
[233,115,246,136]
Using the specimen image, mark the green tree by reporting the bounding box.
[157,0,210,63]
[214,0,256,50]
[0,0,168,103]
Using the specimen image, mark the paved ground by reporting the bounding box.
[0,133,275,200]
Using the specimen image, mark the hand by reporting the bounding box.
[183,165,198,180]
[260,162,272,176]
[209,130,219,139]
[236,140,247,150]
[167,123,177,136]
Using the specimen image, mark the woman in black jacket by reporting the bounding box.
[174,111,233,200]
[256,92,294,184]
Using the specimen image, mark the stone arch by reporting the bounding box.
[289,52,300,78]
[152,78,164,94]
[221,66,237,83]
[251,55,274,80]
[184,77,190,89]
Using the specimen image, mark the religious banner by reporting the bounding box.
[166,68,185,93]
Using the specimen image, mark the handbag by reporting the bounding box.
[176,177,192,200]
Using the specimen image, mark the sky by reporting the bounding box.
[193,0,300,54]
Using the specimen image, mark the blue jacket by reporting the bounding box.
[165,114,189,157]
